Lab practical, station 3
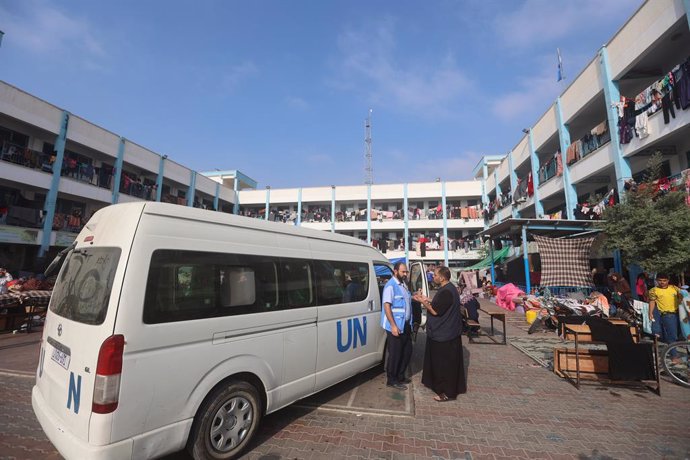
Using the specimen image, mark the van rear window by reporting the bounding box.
[50,247,121,325]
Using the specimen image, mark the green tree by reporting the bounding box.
[599,153,690,275]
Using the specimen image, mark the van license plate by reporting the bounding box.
[51,347,70,370]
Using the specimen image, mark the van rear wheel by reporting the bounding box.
[188,380,261,460]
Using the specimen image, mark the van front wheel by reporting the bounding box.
[188,380,262,460]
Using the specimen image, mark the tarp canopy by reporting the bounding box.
[534,235,595,287]
[464,246,511,270]
[375,257,406,276]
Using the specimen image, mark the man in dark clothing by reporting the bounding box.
[414,266,467,401]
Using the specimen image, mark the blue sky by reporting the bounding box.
[0,0,643,188]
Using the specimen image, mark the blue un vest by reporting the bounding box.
[380,278,412,332]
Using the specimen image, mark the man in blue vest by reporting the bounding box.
[381,261,413,390]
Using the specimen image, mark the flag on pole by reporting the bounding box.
[557,48,564,82]
[0,30,4,48]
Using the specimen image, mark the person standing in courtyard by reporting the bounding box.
[414,266,467,401]
[648,274,682,358]
[381,262,413,390]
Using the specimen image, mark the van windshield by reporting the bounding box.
[49,247,121,325]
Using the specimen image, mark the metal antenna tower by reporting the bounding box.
[364,108,373,185]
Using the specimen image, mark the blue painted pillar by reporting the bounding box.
[296,188,302,226]
[330,186,336,233]
[599,46,632,197]
[489,238,496,283]
[155,156,165,202]
[613,249,623,276]
[522,225,531,293]
[403,183,409,262]
[442,181,449,265]
[232,177,239,214]
[494,169,502,223]
[527,130,544,217]
[555,98,577,219]
[187,171,197,207]
[508,150,519,218]
[213,182,220,211]
[39,111,69,257]
[684,0,690,28]
[112,137,125,203]
[265,187,270,220]
[481,161,489,230]
[366,184,372,244]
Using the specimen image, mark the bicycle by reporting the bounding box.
[661,341,690,388]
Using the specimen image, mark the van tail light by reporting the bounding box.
[92,335,125,414]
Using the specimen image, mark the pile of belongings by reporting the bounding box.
[520,289,610,334]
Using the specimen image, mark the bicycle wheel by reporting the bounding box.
[661,341,690,388]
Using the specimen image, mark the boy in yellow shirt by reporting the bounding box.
[648,274,681,358]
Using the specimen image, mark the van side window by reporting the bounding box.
[374,264,393,299]
[314,261,369,305]
[143,250,281,323]
[280,260,313,308]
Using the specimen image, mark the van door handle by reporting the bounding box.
[368,300,374,311]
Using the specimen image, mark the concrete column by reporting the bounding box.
[296,188,302,226]
[481,161,489,229]
[155,156,165,202]
[527,130,544,217]
[265,187,270,220]
[494,169,502,223]
[403,183,409,262]
[213,182,220,211]
[613,249,623,276]
[489,238,496,283]
[442,181,449,265]
[39,110,70,258]
[232,177,239,214]
[366,184,372,244]
[555,98,578,219]
[112,137,125,203]
[187,171,196,207]
[599,45,632,197]
[331,185,335,233]
[522,225,531,294]
[508,150,519,218]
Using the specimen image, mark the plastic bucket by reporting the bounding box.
[525,309,538,324]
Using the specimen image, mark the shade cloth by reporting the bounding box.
[465,246,511,270]
[534,235,595,287]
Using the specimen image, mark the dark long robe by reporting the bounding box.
[421,283,467,398]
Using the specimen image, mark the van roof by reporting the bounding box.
[133,202,378,253]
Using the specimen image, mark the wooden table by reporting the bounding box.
[468,306,507,345]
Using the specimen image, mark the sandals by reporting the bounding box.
[433,393,454,402]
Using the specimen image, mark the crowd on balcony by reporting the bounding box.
[1,141,53,172]
[617,56,690,144]
[239,204,484,224]
[120,173,157,200]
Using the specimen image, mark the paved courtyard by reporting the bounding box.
[1,301,689,460]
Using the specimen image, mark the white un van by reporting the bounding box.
[32,202,429,460]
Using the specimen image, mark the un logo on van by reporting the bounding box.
[336,316,367,353]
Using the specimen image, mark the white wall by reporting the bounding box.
[513,136,531,170]
[0,161,52,190]
[67,115,119,159]
[195,173,217,196]
[124,141,161,174]
[164,159,191,186]
[569,143,614,184]
[0,82,62,135]
[560,60,603,123]
[532,105,558,151]
[58,177,112,203]
[607,0,686,79]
